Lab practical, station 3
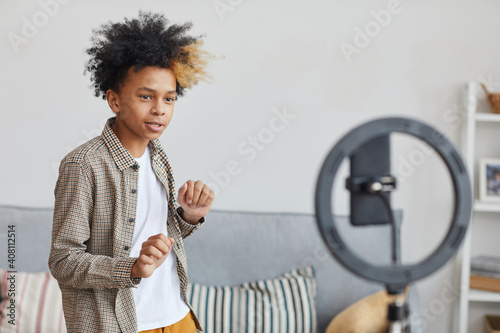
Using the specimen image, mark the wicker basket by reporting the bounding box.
[481,83,500,114]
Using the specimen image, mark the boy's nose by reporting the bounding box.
[151,101,166,115]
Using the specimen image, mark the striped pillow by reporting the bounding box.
[187,267,317,333]
[0,270,67,333]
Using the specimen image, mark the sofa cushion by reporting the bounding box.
[325,290,393,333]
[0,269,66,332]
[187,267,317,333]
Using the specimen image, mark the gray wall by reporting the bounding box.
[2,0,500,332]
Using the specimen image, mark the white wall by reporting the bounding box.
[2,0,500,331]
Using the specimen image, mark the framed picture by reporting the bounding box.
[479,158,500,202]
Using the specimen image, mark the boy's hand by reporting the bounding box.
[131,234,174,279]
[177,180,215,224]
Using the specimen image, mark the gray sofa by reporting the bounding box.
[0,205,395,332]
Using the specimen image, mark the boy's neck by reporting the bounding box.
[111,119,149,158]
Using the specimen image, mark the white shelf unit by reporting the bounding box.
[475,200,500,213]
[468,289,500,303]
[457,82,500,332]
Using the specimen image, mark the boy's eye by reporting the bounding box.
[165,97,174,102]
[141,95,152,100]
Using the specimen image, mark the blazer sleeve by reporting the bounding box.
[48,161,141,290]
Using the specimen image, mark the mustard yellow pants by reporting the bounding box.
[138,312,197,333]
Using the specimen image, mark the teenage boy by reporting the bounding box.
[48,11,214,333]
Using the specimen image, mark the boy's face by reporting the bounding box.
[107,66,177,150]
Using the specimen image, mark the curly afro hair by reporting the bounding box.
[84,10,213,99]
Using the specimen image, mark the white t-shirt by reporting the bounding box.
[130,147,190,331]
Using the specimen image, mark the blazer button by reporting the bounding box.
[132,164,140,171]
[128,218,135,223]
[124,246,130,251]
[131,189,137,194]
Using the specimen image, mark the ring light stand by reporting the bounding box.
[315,117,472,332]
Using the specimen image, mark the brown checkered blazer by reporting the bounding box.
[48,117,204,333]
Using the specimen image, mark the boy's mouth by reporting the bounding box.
[145,122,164,132]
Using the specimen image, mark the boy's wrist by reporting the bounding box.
[130,259,140,279]
[178,207,202,224]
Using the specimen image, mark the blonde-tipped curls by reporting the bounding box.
[170,40,214,89]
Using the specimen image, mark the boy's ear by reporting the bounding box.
[106,89,120,114]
